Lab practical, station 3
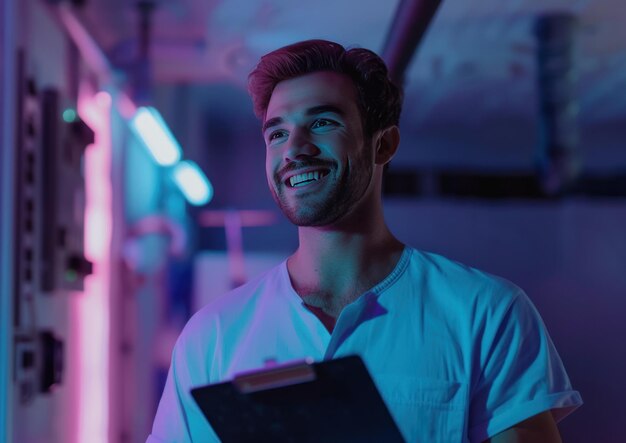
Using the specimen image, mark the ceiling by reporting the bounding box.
[76,0,626,170]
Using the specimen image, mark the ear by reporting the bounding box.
[374,125,400,166]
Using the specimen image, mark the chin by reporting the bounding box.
[283,205,345,227]
[283,210,325,227]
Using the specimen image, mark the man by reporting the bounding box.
[148,40,582,442]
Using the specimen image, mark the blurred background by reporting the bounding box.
[1,0,624,442]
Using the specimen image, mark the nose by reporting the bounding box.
[284,127,320,162]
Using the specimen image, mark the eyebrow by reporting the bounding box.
[262,105,345,134]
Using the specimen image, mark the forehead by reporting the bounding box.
[265,71,359,122]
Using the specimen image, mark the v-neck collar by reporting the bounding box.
[279,246,413,358]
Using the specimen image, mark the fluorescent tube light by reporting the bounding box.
[130,107,181,166]
[173,160,214,206]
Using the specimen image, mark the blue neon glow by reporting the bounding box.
[130,107,182,166]
[172,160,213,206]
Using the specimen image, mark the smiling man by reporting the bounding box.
[148,40,582,443]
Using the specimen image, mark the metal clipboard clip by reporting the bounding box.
[233,358,317,394]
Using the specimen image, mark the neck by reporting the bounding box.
[287,205,404,316]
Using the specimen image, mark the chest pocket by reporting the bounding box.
[374,375,468,443]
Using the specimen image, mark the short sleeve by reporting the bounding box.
[468,290,582,442]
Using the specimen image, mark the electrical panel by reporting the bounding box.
[12,52,93,406]
[40,88,94,292]
[13,60,45,405]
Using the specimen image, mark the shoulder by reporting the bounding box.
[405,247,524,312]
[179,261,287,347]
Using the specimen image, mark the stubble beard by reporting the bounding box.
[270,144,374,227]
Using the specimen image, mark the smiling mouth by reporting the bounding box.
[287,170,330,188]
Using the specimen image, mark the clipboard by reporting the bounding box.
[190,355,405,442]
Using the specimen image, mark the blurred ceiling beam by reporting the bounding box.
[382,0,442,86]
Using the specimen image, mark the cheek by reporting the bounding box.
[264,148,272,169]
[265,152,277,182]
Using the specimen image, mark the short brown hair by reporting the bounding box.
[248,39,403,137]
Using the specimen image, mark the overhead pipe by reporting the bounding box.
[53,2,113,84]
[381,0,442,87]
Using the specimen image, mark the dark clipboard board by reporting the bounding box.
[190,355,405,443]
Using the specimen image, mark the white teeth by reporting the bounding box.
[289,170,324,187]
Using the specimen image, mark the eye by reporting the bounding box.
[311,118,338,130]
[268,130,287,142]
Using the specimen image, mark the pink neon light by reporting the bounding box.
[75,88,112,443]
